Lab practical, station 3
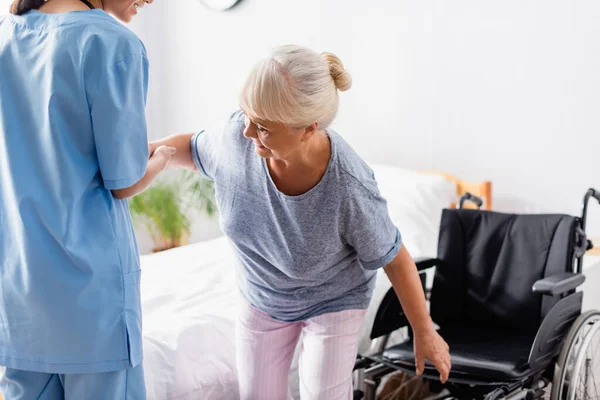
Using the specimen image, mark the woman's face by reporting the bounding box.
[242,114,311,161]
[104,0,153,23]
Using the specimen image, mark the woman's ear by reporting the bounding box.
[301,122,319,142]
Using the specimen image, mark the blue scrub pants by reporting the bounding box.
[0,363,145,400]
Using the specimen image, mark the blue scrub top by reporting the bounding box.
[0,9,149,373]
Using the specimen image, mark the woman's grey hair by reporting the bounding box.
[239,44,352,130]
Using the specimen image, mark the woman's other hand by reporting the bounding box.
[413,328,451,383]
[383,245,452,383]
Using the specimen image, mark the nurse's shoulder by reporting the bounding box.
[62,11,149,105]
[78,11,147,66]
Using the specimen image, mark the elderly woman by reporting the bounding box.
[150,44,450,400]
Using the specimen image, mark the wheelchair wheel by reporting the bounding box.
[551,310,600,400]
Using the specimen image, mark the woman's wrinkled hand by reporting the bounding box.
[413,328,451,383]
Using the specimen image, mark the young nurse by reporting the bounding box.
[0,0,172,398]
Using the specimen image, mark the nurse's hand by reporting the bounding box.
[152,145,177,169]
[148,134,197,170]
[111,145,175,199]
[148,141,159,157]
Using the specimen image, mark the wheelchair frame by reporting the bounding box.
[353,188,600,400]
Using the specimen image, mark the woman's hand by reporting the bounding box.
[413,328,451,383]
[383,245,452,383]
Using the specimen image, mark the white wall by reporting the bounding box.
[429,1,600,228]
[0,0,10,14]
[4,1,599,249]
[130,0,600,247]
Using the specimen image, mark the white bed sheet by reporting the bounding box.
[140,164,458,400]
[141,236,241,400]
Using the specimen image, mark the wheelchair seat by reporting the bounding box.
[382,324,535,382]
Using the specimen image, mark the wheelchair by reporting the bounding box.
[354,188,600,400]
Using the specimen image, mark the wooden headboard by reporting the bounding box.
[422,171,493,210]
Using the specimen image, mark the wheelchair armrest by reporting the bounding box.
[532,273,585,296]
[414,257,441,272]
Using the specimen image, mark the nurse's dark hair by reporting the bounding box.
[10,0,45,15]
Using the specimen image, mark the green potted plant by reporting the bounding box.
[128,170,217,252]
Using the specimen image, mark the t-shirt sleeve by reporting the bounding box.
[190,130,214,180]
[343,175,402,270]
[190,116,235,181]
[90,54,150,190]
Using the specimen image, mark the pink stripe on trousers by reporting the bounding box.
[235,301,367,400]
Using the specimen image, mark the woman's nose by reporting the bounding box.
[243,121,257,139]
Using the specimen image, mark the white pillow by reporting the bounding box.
[369,163,458,258]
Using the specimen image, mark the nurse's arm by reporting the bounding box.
[111,146,175,199]
[149,133,197,171]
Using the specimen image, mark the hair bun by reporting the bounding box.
[321,52,352,92]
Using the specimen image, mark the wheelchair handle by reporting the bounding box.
[581,188,600,232]
[576,188,599,273]
[458,192,484,209]
[590,188,600,203]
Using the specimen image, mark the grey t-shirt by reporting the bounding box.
[191,110,401,322]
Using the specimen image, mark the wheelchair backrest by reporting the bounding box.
[430,209,579,335]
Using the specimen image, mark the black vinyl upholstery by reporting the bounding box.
[383,209,580,381]
[383,325,534,381]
